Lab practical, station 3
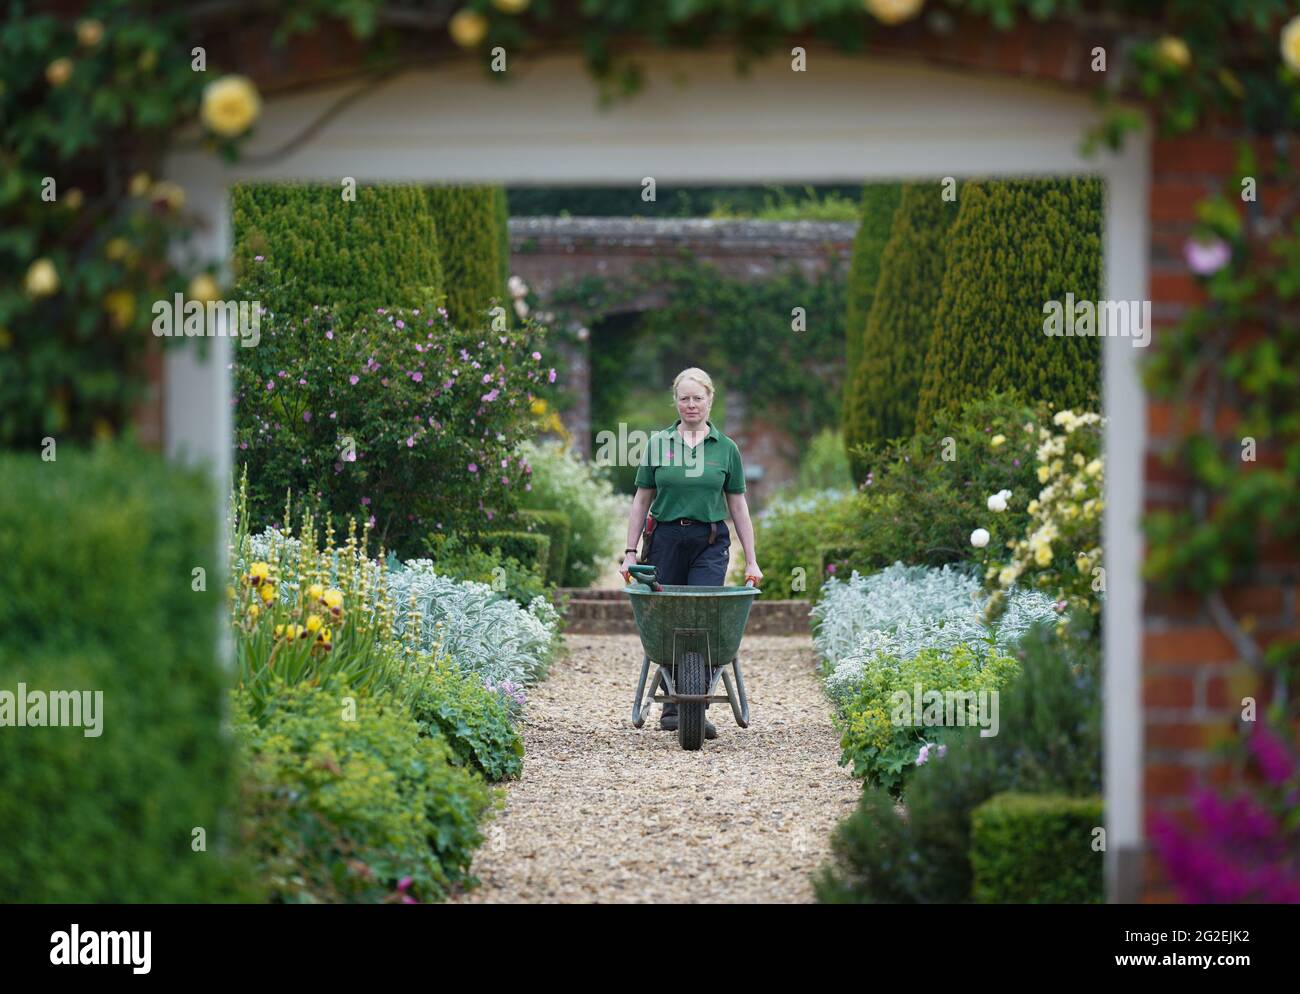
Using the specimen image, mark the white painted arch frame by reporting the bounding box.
[166,51,1148,901]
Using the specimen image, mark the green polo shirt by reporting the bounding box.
[633,419,746,523]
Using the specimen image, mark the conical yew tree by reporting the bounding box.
[426,185,507,328]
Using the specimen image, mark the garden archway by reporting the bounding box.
[165,50,1149,900]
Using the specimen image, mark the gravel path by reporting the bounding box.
[448,632,861,904]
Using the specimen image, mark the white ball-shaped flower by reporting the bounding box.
[987,494,1007,513]
[970,528,990,549]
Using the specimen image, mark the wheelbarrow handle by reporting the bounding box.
[628,564,663,592]
[744,575,761,588]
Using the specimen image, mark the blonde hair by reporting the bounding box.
[672,367,714,402]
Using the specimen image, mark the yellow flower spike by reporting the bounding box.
[322,588,344,615]
[274,624,285,639]
[247,604,260,620]
[259,583,276,604]
[305,614,323,634]
[306,583,325,604]
[247,561,270,586]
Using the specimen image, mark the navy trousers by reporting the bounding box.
[645,520,730,715]
[644,519,731,586]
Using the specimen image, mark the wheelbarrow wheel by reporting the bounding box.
[676,651,707,751]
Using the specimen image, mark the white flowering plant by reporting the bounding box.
[982,409,1105,627]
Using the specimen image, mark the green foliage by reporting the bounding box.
[844,183,903,387]
[505,184,862,218]
[794,427,852,493]
[515,508,572,585]
[232,681,493,903]
[421,532,549,608]
[848,183,961,469]
[493,186,512,301]
[231,182,444,328]
[425,185,506,328]
[0,443,244,901]
[915,177,1103,429]
[479,530,550,585]
[517,439,628,588]
[835,645,1022,795]
[707,184,861,220]
[401,661,524,782]
[815,619,1102,903]
[755,391,1045,600]
[970,792,1104,903]
[233,295,552,559]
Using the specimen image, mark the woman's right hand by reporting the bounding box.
[620,552,638,583]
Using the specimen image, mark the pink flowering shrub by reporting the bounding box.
[1151,722,1300,903]
[235,290,553,557]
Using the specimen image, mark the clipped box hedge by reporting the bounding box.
[970,792,1104,904]
[516,508,570,585]
[0,444,244,901]
[479,530,550,584]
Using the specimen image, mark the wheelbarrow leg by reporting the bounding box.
[721,655,750,728]
[632,653,651,728]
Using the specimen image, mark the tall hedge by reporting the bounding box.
[915,177,1103,429]
[845,183,958,475]
[425,185,507,328]
[0,444,245,901]
[842,183,902,481]
[494,186,512,297]
[231,182,445,328]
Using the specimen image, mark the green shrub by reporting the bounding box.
[835,644,1022,795]
[516,508,571,584]
[233,681,493,904]
[479,530,550,584]
[793,427,852,493]
[417,532,549,607]
[843,183,903,481]
[233,297,551,559]
[915,177,1103,429]
[0,444,244,902]
[847,183,960,467]
[402,661,524,782]
[517,439,628,588]
[426,185,506,328]
[232,182,444,328]
[815,618,1102,903]
[970,792,1104,903]
[749,489,871,600]
[494,186,512,303]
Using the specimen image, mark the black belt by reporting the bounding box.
[668,519,720,544]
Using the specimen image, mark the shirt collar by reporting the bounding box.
[670,418,719,443]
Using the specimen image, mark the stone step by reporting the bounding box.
[554,588,811,636]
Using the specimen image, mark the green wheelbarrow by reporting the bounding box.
[624,563,761,751]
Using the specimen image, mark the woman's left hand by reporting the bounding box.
[744,562,763,586]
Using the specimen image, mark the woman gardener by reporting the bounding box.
[619,367,763,738]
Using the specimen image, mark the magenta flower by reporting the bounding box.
[532,351,541,360]
[396,319,405,329]
[406,437,415,448]
[826,563,837,574]
[481,389,499,402]
[254,254,264,262]
[1185,237,1231,276]
[548,368,557,383]
[361,497,370,505]
[411,371,423,383]
[397,876,413,892]
[266,381,275,391]
[1249,724,1295,786]
[468,463,478,473]
[325,330,333,340]
[482,373,492,384]
[303,411,312,423]
[349,375,359,385]
[501,475,509,485]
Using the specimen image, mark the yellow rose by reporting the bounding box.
[530,398,548,416]
[46,58,73,86]
[998,567,1016,588]
[306,583,325,603]
[449,9,489,47]
[247,561,270,585]
[990,434,1006,448]
[305,614,323,634]
[1027,499,1040,515]
[492,0,530,12]
[1156,36,1190,71]
[200,75,262,137]
[259,583,276,604]
[1076,553,1090,574]
[77,19,104,47]
[65,188,84,210]
[187,273,220,302]
[1037,465,1050,484]
[1072,452,1085,467]
[1050,458,1063,476]
[25,258,59,297]
[1283,15,1300,74]
[150,180,185,212]
[1034,543,1053,567]
[103,290,135,330]
[1085,459,1103,478]
[128,172,152,197]
[864,0,925,26]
